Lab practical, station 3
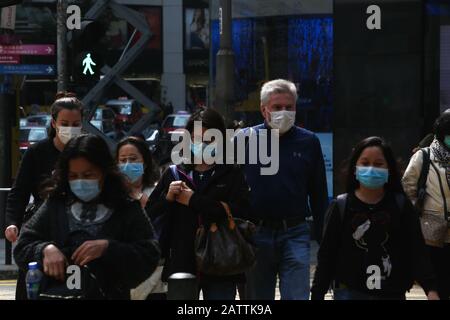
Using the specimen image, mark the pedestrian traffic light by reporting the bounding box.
[70,20,106,85]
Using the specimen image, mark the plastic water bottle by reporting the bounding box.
[25,262,43,300]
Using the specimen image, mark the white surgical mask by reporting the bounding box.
[268,110,296,134]
[57,126,82,145]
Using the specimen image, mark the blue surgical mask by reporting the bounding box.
[191,142,205,159]
[191,142,216,159]
[69,179,101,202]
[355,166,389,189]
[119,162,144,183]
[445,135,450,149]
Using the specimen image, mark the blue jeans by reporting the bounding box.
[202,281,236,300]
[246,222,311,300]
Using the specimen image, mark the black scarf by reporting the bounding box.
[430,138,450,190]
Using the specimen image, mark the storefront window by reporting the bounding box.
[210,0,333,197]
[210,0,333,132]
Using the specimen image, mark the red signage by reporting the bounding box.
[0,45,55,56]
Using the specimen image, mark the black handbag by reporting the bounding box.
[38,265,106,300]
[195,202,256,276]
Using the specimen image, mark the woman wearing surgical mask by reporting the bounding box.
[4,91,83,300]
[116,137,158,209]
[13,134,160,300]
[402,111,450,300]
[311,136,439,300]
[116,137,164,300]
[147,108,251,300]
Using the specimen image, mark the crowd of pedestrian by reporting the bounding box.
[4,79,450,300]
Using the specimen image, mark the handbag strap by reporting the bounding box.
[169,165,180,180]
[430,160,449,222]
[220,201,235,229]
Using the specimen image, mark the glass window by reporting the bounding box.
[173,116,189,127]
[94,109,102,120]
[108,104,132,115]
[28,128,47,141]
[210,0,333,132]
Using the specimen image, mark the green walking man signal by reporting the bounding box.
[82,53,96,75]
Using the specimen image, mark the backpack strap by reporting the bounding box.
[336,193,348,221]
[416,148,430,200]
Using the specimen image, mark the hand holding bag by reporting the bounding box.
[195,201,256,276]
[38,265,105,300]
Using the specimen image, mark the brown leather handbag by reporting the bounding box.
[195,202,256,276]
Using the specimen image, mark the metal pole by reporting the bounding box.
[214,0,234,126]
[0,94,14,264]
[208,0,213,109]
[57,0,68,92]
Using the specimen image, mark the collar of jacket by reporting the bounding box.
[177,163,234,191]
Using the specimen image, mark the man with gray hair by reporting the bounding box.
[241,79,328,300]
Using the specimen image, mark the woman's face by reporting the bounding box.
[52,108,82,129]
[356,146,388,170]
[68,157,104,185]
[118,144,144,165]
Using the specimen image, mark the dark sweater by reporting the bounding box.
[311,192,437,299]
[147,164,251,284]
[14,197,160,299]
[6,138,60,228]
[240,123,329,239]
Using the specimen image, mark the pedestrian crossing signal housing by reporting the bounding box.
[73,51,103,83]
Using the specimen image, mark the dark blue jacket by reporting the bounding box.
[240,123,329,239]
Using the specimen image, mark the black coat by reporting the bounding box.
[14,197,161,299]
[311,192,436,299]
[147,164,251,284]
[6,138,60,228]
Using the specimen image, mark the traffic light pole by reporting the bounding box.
[215,0,235,126]
[0,92,14,264]
[57,0,68,92]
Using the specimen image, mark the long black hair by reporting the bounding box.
[116,136,159,187]
[49,91,84,138]
[42,134,130,208]
[185,107,226,137]
[183,107,227,169]
[433,110,450,146]
[345,136,404,194]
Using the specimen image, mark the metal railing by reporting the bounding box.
[1,188,12,265]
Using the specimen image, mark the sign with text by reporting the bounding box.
[0,64,55,75]
[0,45,55,56]
[0,55,20,64]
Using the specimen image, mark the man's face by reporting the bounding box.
[261,93,296,122]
